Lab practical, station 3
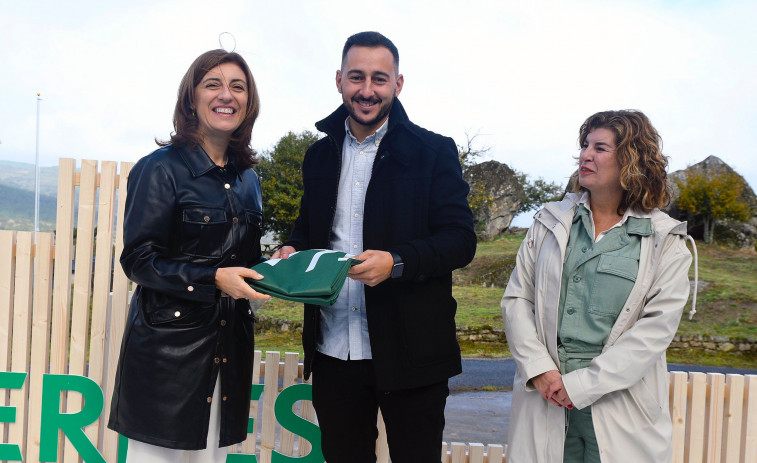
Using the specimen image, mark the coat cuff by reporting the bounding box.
[562,370,596,410]
[522,356,560,392]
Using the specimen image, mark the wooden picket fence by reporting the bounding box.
[0,157,755,462]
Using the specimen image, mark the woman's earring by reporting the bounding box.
[191,108,196,117]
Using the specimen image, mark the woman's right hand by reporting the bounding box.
[532,370,573,409]
[215,267,272,301]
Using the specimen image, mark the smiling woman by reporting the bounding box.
[107,49,271,463]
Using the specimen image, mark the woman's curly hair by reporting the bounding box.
[571,109,671,214]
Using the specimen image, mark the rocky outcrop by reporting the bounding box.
[463,160,525,240]
[666,156,757,249]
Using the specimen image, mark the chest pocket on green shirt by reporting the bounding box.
[589,253,639,318]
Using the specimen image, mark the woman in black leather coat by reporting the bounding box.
[108,49,271,462]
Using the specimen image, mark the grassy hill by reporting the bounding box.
[255,234,757,368]
[0,183,57,231]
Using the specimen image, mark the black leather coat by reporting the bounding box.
[108,144,263,450]
[284,100,476,391]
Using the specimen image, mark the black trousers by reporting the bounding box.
[311,352,449,463]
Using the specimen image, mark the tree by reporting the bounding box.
[675,171,751,244]
[457,130,490,172]
[257,131,319,242]
[515,171,564,214]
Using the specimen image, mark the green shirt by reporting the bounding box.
[557,204,651,373]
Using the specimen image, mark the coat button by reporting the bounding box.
[233,217,239,223]
[224,183,231,189]
[174,311,181,317]
[214,357,220,364]
[187,285,194,292]
[222,358,227,363]
[204,216,210,223]
[222,396,228,401]
[231,254,237,260]
[207,397,212,403]
[220,320,227,326]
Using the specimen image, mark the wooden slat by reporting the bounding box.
[706,373,726,463]
[686,372,707,462]
[376,410,389,463]
[450,442,467,463]
[241,350,263,455]
[469,442,485,463]
[102,161,133,462]
[25,232,54,463]
[8,232,34,456]
[64,159,99,463]
[85,161,117,449]
[260,351,280,463]
[0,230,15,440]
[441,442,451,463]
[670,371,688,463]
[298,375,314,457]
[486,444,505,463]
[50,158,76,378]
[722,374,745,462]
[279,352,299,456]
[743,375,757,463]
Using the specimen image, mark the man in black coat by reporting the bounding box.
[274,31,476,462]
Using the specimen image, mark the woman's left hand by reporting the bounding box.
[215,267,272,301]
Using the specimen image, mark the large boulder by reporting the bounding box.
[464,160,525,240]
[666,155,757,249]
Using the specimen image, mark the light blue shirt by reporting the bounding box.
[316,118,388,360]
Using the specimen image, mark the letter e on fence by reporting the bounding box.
[0,372,27,461]
[40,374,105,463]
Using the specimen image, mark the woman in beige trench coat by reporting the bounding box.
[501,110,694,462]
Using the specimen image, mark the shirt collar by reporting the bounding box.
[577,192,653,237]
[344,117,389,147]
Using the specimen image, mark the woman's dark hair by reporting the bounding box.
[158,49,260,169]
[572,109,671,213]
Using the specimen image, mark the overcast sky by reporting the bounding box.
[1,0,755,226]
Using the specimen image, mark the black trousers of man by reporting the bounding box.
[311,352,449,463]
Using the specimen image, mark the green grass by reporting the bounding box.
[255,236,757,367]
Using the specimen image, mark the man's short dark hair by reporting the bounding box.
[341,31,399,70]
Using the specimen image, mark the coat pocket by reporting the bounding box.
[180,207,227,258]
[140,288,217,329]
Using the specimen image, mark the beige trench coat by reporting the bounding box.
[501,193,692,463]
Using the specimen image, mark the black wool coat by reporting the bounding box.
[284,100,477,391]
[108,144,263,450]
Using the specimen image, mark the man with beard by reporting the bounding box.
[273,31,476,462]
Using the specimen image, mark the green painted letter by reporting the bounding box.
[40,374,105,463]
[0,371,26,461]
[272,384,323,463]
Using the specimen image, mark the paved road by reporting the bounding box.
[443,358,757,446]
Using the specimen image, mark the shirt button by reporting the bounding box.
[231,254,237,260]
[567,308,575,315]
[351,307,357,312]
[187,285,194,292]
[564,338,573,343]
[204,216,210,223]
[174,311,181,317]
[581,247,588,253]
[233,217,239,223]
[224,183,231,189]
[359,150,364,155]
[220,320,227,326]
[207,397,212,403]
[214,357,220,364]
[573,276,581,282]
[355,181,360,187]
[354,213,359,218]
[353,245,358,249]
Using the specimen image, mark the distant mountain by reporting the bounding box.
[0,161,59,231]
[0,183,57,231]
[0,160,59,197]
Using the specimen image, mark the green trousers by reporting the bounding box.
[560,353,601,463]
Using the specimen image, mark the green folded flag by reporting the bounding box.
[248,249,362,305]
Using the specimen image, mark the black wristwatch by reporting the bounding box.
[389,251,404,279]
